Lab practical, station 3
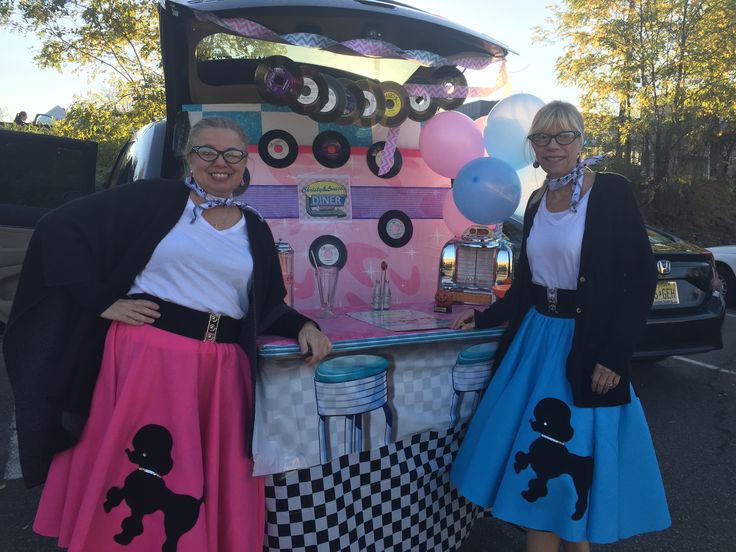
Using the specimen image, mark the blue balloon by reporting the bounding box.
[484,93,545,170]
[452,157,522,225]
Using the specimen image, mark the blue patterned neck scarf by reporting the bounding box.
[546,154,606,213]
[184,175,262,222]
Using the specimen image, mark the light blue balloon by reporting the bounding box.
[484,93,545,170]
[452,157,522,225]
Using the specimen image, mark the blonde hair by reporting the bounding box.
[529,100,584,136]
[183,116,249,157]
[526,100,584,163]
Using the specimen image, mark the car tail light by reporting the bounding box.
[702,251,719,292]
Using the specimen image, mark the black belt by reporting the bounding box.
[129,293,242,343]
[531,284,579,318]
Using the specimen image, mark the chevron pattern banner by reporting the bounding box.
[194,11,505,70]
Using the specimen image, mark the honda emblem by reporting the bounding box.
[656,259,671,275]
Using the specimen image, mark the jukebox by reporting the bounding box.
[438,225,514,306]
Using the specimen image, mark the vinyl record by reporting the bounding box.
[308,74,347,123]
[258,129,298,168]
[432,65,467,111]
[308,235,348,269]
[290,66,329,116]
[336,78,367,126]
[378,81,409,127]
[378,210,413,248]
[406,77,439,122]
[313,131,351,168]
[255,56,304,106]
[355,79,386,127]
[366,141,403,179]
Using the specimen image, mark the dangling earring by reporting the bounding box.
[532,160,540,169]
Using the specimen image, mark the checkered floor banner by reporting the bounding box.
[264,425,487,551]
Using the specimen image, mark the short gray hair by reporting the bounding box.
[183,116,249,157]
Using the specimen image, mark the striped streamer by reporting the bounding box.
[378,127,402,176]
[194,12,503,69]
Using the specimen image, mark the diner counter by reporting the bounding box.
[257,303,503,358]
[253,303,504,476]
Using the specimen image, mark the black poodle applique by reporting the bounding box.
[104,424,204,551]
[513,398,594,520]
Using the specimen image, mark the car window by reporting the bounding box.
[196,34,420,84]
[0,131,97,226]
[647,228,676,245]
[106,140,136,188]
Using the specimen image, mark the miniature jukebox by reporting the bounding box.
[438,225,514,306]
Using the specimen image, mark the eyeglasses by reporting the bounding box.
[527,131,581,147]
[190,145,248,164]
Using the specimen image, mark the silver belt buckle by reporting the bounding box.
[204,313,220,342]
[547,287,558,313]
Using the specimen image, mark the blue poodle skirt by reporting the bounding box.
[450,308,671,543]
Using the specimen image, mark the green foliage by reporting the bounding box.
[536,0,736,243]
[536,0,736,174]
[2,0,165,185]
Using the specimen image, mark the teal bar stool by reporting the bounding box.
[314,354,393,463]
[450,342,497,426]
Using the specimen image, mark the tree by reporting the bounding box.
[535,0,736,185]
[1,0,165,184]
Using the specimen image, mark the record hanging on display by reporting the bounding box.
[431,65,467,111]
[406,77,439,122]
[308,234,348,269]
[366,141,403,179]
[308,74,347,123]
[336,78,367,126]
[255,56,304,106]
[378,81,410,127]
[258,129,298,168]
[377,210,413,248]
[313,130,351,168]
[290,66,329,116]
[355,79,386,128]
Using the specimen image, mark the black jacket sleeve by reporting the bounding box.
[596,181,657,374]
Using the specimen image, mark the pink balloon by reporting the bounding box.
[474,116,489,156]
[442,191,477,237]
[419,111,485,178]
[474,115,488,133]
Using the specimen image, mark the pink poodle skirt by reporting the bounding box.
[34,321,265,552]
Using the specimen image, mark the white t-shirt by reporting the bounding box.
[128,198,253,318]
[527,189,591,290]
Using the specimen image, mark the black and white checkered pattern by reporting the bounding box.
[264,425,487,551]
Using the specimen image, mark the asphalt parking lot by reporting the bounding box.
[1,309,734,551]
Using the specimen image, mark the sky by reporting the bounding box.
[0,0,579,120]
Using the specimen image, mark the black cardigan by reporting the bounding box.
[475,172,657,407]
[3,179,312,487]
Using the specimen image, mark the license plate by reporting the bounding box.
[653,281,679,305]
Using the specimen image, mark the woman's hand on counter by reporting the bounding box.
[450,309,476,331]
[298,322,332,366]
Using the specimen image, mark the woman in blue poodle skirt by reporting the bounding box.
[450,101,670,552]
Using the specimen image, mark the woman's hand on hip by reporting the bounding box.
[298,322,332,366]
[591,363,621,395]
[450,309,476,330]
[100,298,160,325]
